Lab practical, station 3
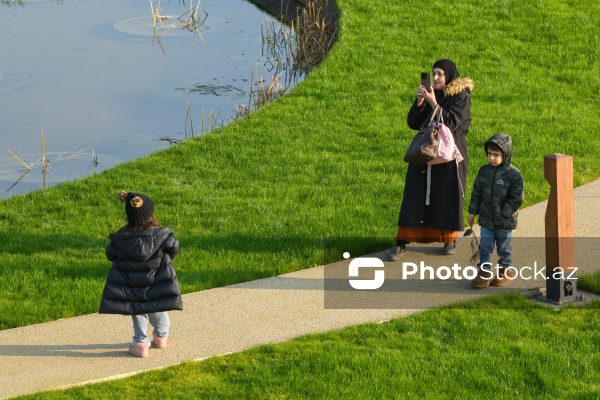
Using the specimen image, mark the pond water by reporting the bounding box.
[0,0,293,199]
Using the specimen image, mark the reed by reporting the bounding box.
[148,0,338,136]
[177,0,208,48]
[235,68,288,119]
[1,0,26,6]
[232,0,338,120]
[200,105,225,135]
[260,0,338,85]
[4,131,90,193]
[4,147,31,170]
[185,102,194,138]
[150,0,207,53]
[261,19,296,85]
[91,148,98,171]
[150,0,167,53]
[40,129,49,174]
[290,0,338,74]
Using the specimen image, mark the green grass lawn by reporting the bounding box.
[2,0,600,396]
[1,0,597,330]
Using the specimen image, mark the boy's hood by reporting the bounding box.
[485,133,513,166]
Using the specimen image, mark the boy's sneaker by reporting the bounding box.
[471,266,494,289]
[152,335,168,349]
[386,245,406,261]
[443,241,457,255]
[492,267,516,287]
[129,342,150,358]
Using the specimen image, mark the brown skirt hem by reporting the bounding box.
[396,226,458,244]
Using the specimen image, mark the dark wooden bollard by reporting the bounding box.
[544,154,577,303]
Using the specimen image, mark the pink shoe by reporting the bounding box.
[152,335,168,349]
[129,342,150,358]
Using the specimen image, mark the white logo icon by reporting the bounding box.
[348,257,385,290]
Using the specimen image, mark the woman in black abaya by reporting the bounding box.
[387,59,473,261]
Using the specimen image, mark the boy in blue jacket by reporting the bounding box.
[468,133,524,288]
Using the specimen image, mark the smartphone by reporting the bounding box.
[421,72,431,92]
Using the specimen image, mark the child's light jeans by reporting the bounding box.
[479,226,513,268]
[131,312,170,343]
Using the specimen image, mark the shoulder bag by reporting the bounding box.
[403,105,442,166]
[404,105,463,166]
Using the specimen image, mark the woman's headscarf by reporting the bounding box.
[433,59,460,85]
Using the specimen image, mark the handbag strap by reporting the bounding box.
[423,104,441,127]
[437,106,444,125]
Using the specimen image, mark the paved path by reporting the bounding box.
[1,179,599,399]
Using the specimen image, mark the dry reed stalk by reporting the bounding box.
[178,0,207,47]
[185,102,194,138]
[6,169,30,192]
[261,0,338,84]
[201,105,206,134]
[4,147,31,170]
[150,0,166,53]
[92,148,98,166]
[41,129,49,173]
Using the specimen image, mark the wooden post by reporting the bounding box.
[544,154,576,303]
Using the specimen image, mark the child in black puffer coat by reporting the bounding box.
[99,191,183,358]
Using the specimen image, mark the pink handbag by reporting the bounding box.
[427,109,463,165]
[423,109,465,205]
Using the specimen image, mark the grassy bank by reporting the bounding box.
[1,0,599,332]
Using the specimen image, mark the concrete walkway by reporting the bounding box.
[1,179,599,399]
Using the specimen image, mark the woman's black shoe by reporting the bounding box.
[386,245,406,261]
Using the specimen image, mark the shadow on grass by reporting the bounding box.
[0,232,108,256]
[175,233,394,289]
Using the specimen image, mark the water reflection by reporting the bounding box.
[0,0,293,199]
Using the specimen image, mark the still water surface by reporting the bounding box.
[0,0,287,199]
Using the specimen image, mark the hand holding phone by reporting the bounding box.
[421,72,431,93]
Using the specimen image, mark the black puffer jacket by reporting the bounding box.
[99,227,183,315]
[468,134,524,231]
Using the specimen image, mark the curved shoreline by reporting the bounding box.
[250,0,337,23]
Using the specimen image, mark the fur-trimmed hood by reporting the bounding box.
[443,77,474,97]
